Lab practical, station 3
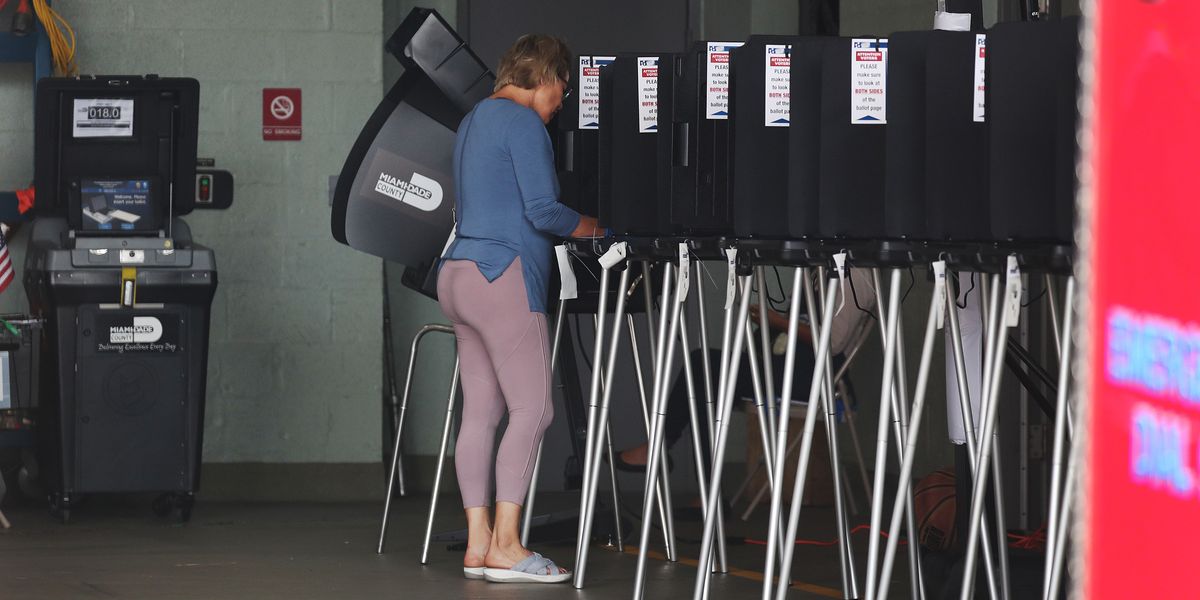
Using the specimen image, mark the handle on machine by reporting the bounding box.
[120,268,137,307]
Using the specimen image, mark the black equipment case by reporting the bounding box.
[884,30,991,242]
[333,8,494,299]
[987,17,1081,245]
[332,8,493,276]
[27,75,218,521]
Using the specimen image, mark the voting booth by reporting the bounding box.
[598,53,670,236]
[332,8,493,297]
[656,41,739,236]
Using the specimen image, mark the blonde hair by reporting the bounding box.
[493,34,572,92]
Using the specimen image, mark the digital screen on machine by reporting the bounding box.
[79,179,158,232]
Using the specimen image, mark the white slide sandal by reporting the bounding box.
[463,566,486,580]
[482,552,571,584]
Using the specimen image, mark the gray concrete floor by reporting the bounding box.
[0,491,923,599]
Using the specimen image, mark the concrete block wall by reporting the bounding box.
[0,0,385,467]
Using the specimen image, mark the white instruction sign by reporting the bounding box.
[850,39,887,124]
[677,243,691,301]
[1004,255,1022,327]
[973,34,987,122]
[578,56,616,130]
[637,57,659,134]
[724,248,738,309]
[706,41,743,119]
[73,99,134,138]
[764,44,791,127]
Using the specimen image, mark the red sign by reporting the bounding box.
[1083,2,1200,598]
[262,88,301,141]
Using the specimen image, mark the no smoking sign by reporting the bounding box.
[262,88,302,141]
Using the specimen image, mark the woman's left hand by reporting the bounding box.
[568,215,603,238]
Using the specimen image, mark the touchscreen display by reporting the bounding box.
[79,179,157,232]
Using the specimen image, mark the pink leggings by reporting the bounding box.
[437,258,554,509]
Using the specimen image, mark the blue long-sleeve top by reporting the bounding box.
[441,98,582,314]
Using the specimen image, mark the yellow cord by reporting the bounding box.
[31,0,77,76]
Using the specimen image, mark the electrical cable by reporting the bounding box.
[1021,285,1047,308]
[31,0,76,75]
[1008,525,1046,550]
[900,266,916,304]
[848,270,878,322]
[569,252,599,283]
[768,266,788,313]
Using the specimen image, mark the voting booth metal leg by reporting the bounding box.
[695,261,719,453]
[989,435,1013,600]
[977,276,1013,600]
[841,468,860,516]
[419,358,462,565]
[378,323,455,554]
[381,266,408,499]
[679,311,729,574]
[574,265,633,587]
[698,260,742,589]
[586,313,630,554]
[735,294,784,523]
[863,270,905,600]
[844,397,874,504]
[642,261,659,357]
[656,268,681,563]
[865,269,929,600]
[959,274,1015,600]
[730,273,776,535]
[625,315,676,558]
[876,265,946,600]
[573,265,633,588]
[603,420,626,552]
[521,300,570,546]
[744,315,781,502]
[573,265,615,587]
[633,262,679,555]
[756,267,780,457]
[693,274,755,600]
[1046,413,1080,600]
[694,260,730,574]
[1042,277,1076,600]
[768,277,842,600]
[1045,275,1063,359]
[760,268,805,600]
[647,262,680,561]
[886,285,928,600]
[945,273,1001,600]
[832,329,875,505]
[814,271,860,600]
[633,261,688,600]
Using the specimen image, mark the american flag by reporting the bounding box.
[0,226,13,295]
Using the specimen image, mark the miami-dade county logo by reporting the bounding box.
[374,171,443,212]
[110,316,163,343]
